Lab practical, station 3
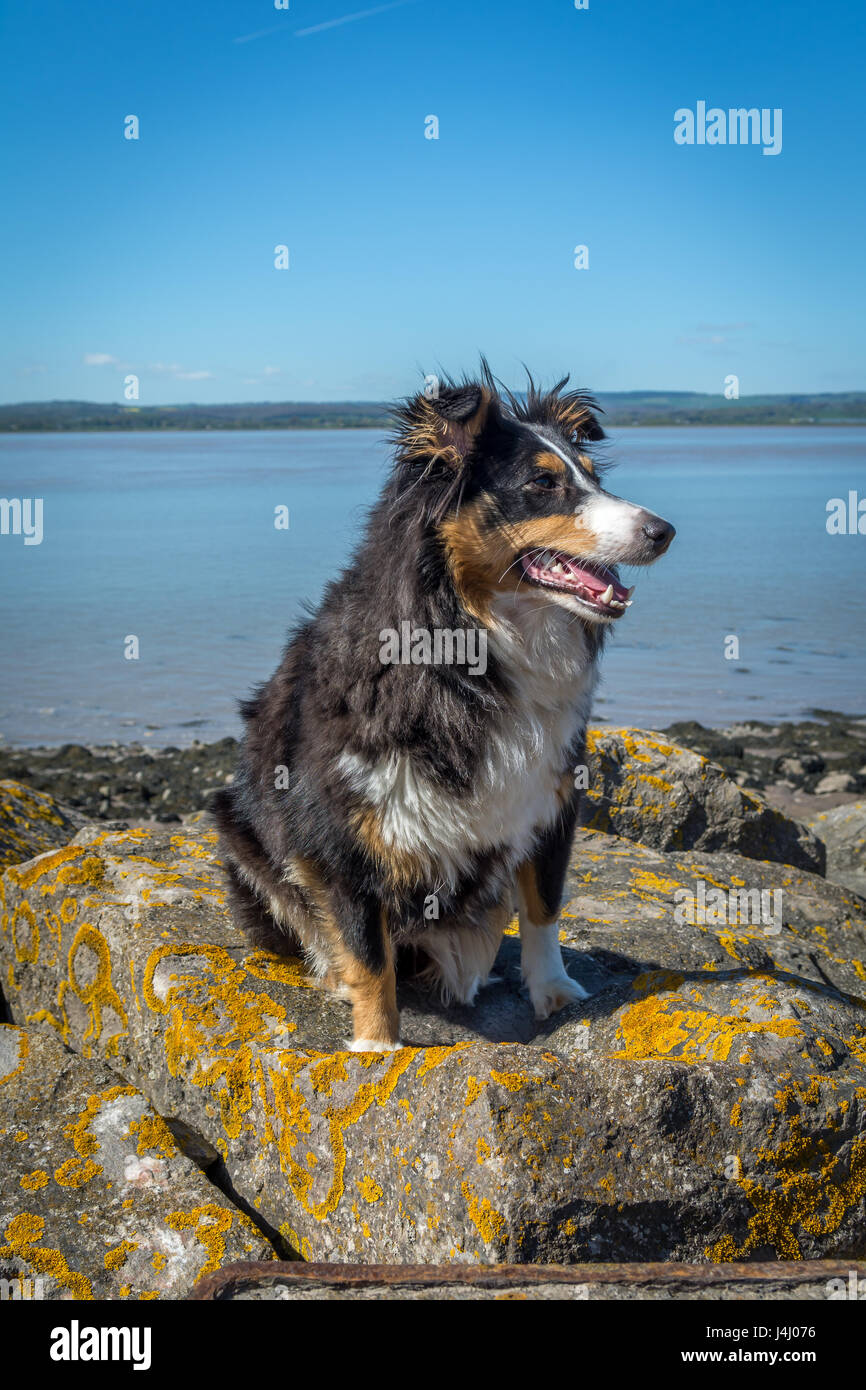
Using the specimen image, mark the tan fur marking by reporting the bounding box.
[400,388,491,468]
[280,855,344,977]
[534,450,568,476]
[334,916,400,1045]
[284,855,329,899]
[353,808,428,888]
[284,856,400,1040]
[549,398,594,441]
[439,501,601,621]
[517,861,556,927]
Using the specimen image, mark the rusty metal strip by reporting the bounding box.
[190,1258,866,1300]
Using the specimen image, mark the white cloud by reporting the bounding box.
[84,352,118,366]
[174,370,214,381]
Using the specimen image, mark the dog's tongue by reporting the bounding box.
[560,557,630,602]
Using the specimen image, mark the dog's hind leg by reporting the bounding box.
[223,859,299,954]
[212,789,304,954]
[287,861,401,1051]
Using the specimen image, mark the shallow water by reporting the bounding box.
[1,427,863,746]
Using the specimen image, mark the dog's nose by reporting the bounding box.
[642,516,676,551]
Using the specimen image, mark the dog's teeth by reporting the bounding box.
[609,599,624,609]
[623,599,633,607]
[625,586,635,599]
[600,584,614,604]
[551,562,564,573]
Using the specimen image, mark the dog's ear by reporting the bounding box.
[393,382,494,469]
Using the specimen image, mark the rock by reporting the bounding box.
[775,755,825,780]
[0,740,240,826]
[665,713,866,799]
[2,716,863,828]
[0,781,82,871]
[664,722,745,764]
[191,1258,866,1301]
[580,728,826,874]
[0,1022,275,1299]
[807,801,866,897]
[3,821,866,1264]
[814,772,858,796]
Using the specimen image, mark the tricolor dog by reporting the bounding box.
[214,366,675,1050]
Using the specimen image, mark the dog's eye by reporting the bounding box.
[527,473,561,491]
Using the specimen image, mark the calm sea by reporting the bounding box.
[1,427,864,747]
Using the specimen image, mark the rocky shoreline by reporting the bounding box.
[1,710,863,827]
[1,712,865,1297]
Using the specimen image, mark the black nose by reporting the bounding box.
[642,517,676,551]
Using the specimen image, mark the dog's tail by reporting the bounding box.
[410,908,509,1006]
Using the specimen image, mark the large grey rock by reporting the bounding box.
[2,820,866,1265]
[808,801,866,897]
[0,1022,274,1299]
[0,780,82,872]
[580,728,825,874]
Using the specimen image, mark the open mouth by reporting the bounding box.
[519,551,634,617]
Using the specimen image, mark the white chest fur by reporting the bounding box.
[337,600,598,889]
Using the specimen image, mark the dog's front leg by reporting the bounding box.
[517,804,589,1019]
[328,888,402,1053]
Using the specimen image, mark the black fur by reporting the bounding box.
[213,363,674,1022]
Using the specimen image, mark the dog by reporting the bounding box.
[213,364,675,1051]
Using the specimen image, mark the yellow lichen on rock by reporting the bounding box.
[613,974,803,1064]
[0,1212,93,1299]
[707,1076,866,1261]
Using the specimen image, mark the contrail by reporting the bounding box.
[296,1,417,37]
[233,25,284,45]
[235,1,417,44]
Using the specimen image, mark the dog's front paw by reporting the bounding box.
[528,971,589,1019]
[348,1038,405,1053]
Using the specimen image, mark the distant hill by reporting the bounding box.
[0,400,391,432]
[595,391,866,427]
[1,392,865,432]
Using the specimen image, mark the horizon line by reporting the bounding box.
[2,388,865,410]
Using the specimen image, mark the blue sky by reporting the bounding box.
[1,0,864,403]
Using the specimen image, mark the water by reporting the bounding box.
[1,428,864,746]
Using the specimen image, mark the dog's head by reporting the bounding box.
[390,365,675,625]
